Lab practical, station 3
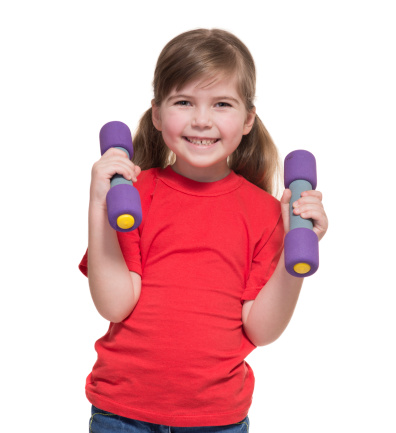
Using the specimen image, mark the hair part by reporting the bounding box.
[133,28,281,196]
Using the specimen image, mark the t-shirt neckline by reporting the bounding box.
[158,165,243,197]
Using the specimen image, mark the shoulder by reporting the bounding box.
[131,168,161,214]
[237,175,281,214]
[134,168,161,193]
[135,167,161,184]
[234,175,282,236]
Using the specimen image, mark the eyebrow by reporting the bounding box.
[166,94,241,105]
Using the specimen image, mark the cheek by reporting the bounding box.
[162,112,187,137]
[218,114,247,138]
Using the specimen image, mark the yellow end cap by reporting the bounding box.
[117,214,135,230]
[294,262,311,274]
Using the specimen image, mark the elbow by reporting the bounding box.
[94,297,136,323]
[98,307,133,323]
[244,324,284,347]
[101,312,125,324]
[252,334,282,347]
[88,278,139,323]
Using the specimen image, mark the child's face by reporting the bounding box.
[152,74,256,182]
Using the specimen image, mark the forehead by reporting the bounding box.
[171,73,241,97]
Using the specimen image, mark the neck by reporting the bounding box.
[171,160,231,182]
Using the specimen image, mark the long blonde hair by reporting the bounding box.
[133,28,281,196]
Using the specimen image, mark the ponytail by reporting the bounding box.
[228,115,282,196]
[132,108,170,170]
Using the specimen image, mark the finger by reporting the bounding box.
[292,196,324,209]
[132,164,141,182]
[280,189,292,233]
[280,188,292,204]
[292,205,328,235]
[134,165,142,177]
[293,203,324,217]
[95,158,135,182]
[300,190,323,200]
[294,207,326,220]
[113,163,134,181]
[292,190,323,210]
[104,147,129,159]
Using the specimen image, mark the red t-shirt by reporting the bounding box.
[79,166,284,427]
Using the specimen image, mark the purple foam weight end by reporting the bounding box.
[106,184,142,232]
[284,228,319,277]
[284,150,317,190]
[100,121,134,157]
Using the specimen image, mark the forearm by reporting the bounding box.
[243,251,303,346]
[87,203,138,322]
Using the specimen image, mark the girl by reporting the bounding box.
[80,28,328,432]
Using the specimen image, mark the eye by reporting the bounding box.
[215,102,231,108]
[175,100,191,106]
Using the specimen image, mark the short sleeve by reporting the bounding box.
[78,168,159,279]
[116,229,142,275]
[78,249,89,277]
[241,214,284,301]
[78,229,142,278]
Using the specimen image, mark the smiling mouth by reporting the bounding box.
[184,137,220,146]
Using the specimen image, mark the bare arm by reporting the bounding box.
[242,251,303,346]
[242,188,328,346]
[88,203,141,323]
[87,148,142,323]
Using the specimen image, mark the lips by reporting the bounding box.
[184,137,219,146]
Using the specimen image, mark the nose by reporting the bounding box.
[192,107,212,128]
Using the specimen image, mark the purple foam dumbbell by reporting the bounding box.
[99,121,142,232]
[284,150,319,277]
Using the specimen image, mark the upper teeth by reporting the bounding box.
[187,138,217,145]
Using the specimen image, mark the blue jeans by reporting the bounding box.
[89,406,249,433]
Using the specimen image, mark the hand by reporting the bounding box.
[280,189,328,241]
[89,148,141,209]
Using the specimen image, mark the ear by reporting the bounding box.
[151,99,162,131]
[243,106,256,135]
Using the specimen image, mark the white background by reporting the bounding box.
[1,1,395,431]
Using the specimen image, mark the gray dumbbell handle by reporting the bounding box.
[289,180,313,231]
[110,147,133,188]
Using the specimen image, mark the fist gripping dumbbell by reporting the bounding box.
[284,150,319,277]
[99,121,142,232]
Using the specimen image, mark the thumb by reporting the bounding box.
[280,189,292,233]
